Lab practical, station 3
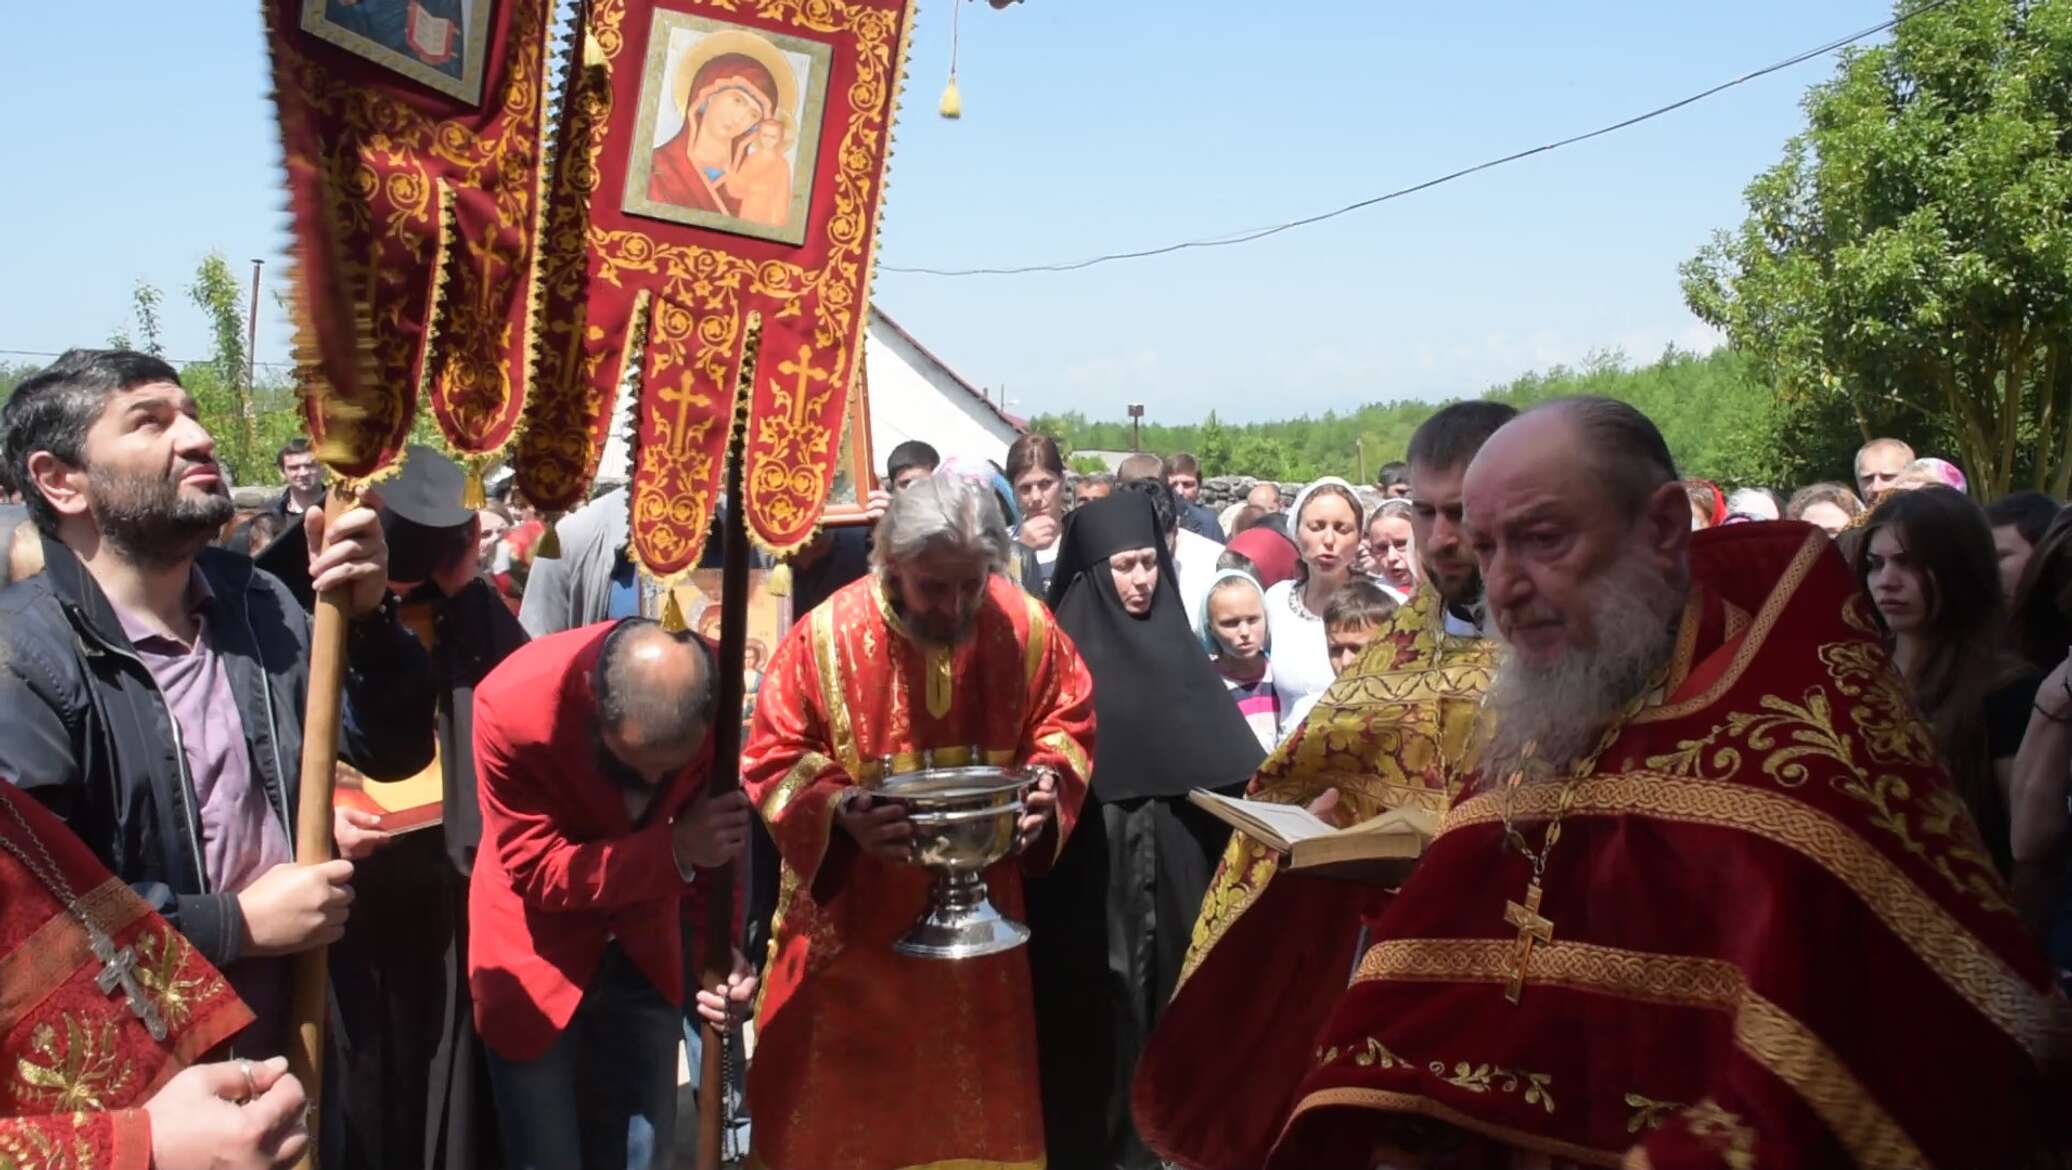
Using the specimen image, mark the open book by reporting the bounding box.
[1188,789,1438,885]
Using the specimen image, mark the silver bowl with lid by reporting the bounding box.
[875,754,1030,960]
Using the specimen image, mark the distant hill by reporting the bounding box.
[1031,345,1799,488]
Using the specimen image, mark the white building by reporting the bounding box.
[862,307,1024,469]
[594,306,1022,485]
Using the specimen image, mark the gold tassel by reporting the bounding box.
[461,469,486,510]
[535,512,562,559]
[940,0,963,120]
[766,562,792,598]
[660,590,687,632]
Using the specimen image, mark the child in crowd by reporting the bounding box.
[1323,578,1399,677]
[1200,570,1282,750]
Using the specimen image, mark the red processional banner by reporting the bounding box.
[268,0,551,489]
[521,0,917,575]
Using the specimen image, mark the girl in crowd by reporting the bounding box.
[1859,487,2040,876]
[1264,478,1364,723]
[1364,498,1417,599]
[1006,433,1069,595]
[1200,570,1281,750]
[1031,492,1266,1170]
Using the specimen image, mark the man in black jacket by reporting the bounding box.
[0,348,436,1059]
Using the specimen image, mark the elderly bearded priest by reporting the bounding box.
[1265,398,2062,1170]
[741,473,1096,1170]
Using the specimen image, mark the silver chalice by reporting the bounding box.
[875,752,1032,960]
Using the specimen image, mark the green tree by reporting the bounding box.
[1196,410,1234,475]
[189,252,253,462]
[109,280,166,356]
[1683,0,2072,498]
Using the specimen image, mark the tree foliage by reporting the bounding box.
[1683,0,2072,498]
[1030,346,1790,486]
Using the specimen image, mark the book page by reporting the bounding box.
[1190,789,1336,848]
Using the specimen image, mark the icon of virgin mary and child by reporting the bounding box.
[647,29,800,229]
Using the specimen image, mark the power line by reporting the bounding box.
[0,347,297,370]
[880,1,1949,279]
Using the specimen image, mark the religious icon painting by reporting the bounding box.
[622,10,835,247]
[298,0,494,105]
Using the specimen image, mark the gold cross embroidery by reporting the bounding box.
[1503,880,1554,1005]
[775,345,831,431]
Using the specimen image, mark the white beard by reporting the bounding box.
[1476,551,1687,788]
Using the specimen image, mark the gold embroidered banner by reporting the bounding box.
[524,0,917,576]
[268,0,551,487]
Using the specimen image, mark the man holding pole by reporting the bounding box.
[0,348,437,1060]
[468,617,757,1170]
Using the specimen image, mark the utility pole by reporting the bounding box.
[245,259,264,455]
[1128,402,1144,452]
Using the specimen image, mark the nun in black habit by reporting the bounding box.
[1028,491,1266,1170]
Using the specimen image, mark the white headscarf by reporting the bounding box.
[1198,568,1268,657]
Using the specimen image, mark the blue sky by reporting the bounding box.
[0,0,1893,424]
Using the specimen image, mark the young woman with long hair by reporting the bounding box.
[1858,487,2040,876]
[1005,433,1069,595]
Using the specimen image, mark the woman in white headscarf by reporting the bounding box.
[1263,477,1365,722]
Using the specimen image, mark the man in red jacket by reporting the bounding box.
[468,617,755,1170]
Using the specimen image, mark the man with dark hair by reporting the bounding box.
[1138,397,1511,1170]
[1986,490,2061,598]
[0,347,437,1060]
[1262,397,2052,1168]
[276,437,327,517]
[1376,460,1410,499]
[225,436,328,552]
[469,617,756,1170]
[885,439,940,493]
[1165,451,1227,543]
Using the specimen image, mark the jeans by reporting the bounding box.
[485,945,680,1170]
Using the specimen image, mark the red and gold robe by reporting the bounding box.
[1134,584,1495,1169]
[1269,523,2070,1169]
[0,782,251,1169]
[742,573,1096,1170]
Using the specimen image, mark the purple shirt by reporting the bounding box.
[113,570,292,893]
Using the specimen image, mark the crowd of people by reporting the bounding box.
[0,346,2067,1170]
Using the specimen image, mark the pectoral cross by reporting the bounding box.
[86,924,167,1041]
[1502,880,1554,1005]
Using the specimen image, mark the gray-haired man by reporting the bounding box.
[736,473,1096,1170]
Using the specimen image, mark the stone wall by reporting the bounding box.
[1058,473,1299,513]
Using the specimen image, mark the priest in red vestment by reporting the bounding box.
[0,780,309,1169]
[741,473,1096,1170]
[1269,398,2067,1169]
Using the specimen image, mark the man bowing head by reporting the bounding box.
[469,617,753,1170]
[1268,397,2060,1169]
[742,472,1096,1170]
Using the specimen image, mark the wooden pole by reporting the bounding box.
[697,365,754,1170]
[288,490,353,1170]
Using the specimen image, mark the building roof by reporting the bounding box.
[870,307,1026,435]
